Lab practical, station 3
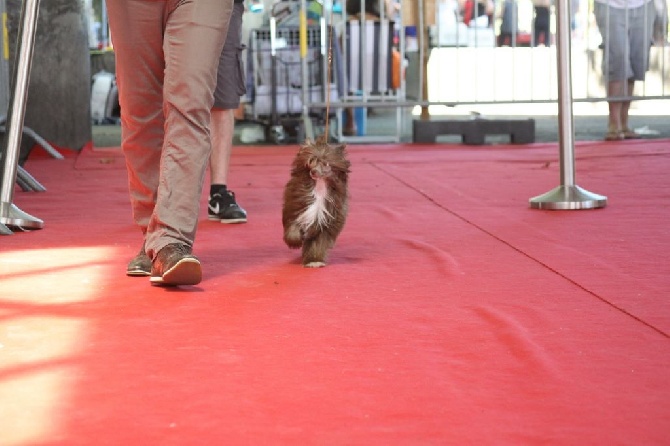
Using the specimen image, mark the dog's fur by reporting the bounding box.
[282,137,350,267]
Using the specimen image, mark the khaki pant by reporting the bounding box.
[107,0,233,259]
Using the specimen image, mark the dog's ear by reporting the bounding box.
[333,143,347,155]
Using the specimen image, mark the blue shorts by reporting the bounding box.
[213,2,247,109]
[594,1,655,82]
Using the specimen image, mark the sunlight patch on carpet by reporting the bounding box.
[0,246,114,445]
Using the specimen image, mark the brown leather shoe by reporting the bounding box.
[150,243,202,286]
[126,244,151,277]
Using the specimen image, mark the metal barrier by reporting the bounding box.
[70,0,669,140]
[0,0,43,234]
[0,0,65,235]
[294,0,668,140]
[287,0,407,143]
[425,0,668,106]
[293,0,667,208]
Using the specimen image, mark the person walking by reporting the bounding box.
[532,0,552,46]
[594,0,656,140]
[208,0,248,224]
[109,0,234,286]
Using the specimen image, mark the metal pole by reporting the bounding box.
[320,0,334,141]
[299,0,308,115]
[299,0,314,140]
[529,0,606,210]
[0,0,44,232]
[17,165,45,192]
[101,0,108,47]
[0,0,10,111]
[418,0,430,120]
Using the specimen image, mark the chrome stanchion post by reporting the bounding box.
[529,0,607,210]
[0,0,44,232]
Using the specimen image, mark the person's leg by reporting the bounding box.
[540,7,551,46]
[210,108,235,186]
[531,6,546,46]
[106,0,165,234]
[107,0,168,276]
[146,0,232,259]
[594,2,630,140]
[209,108,248,223]
[606,79,625,139]
[619,79,635,135]
[209,2,248,223]
[621,1,656,137]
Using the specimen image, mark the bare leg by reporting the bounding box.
[207,106,247,223]
[620,79,635,131]
[209,107,234,185]
[607,80,624,132]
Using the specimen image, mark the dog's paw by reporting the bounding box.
[303,261,326,268]
[283,230,303,248]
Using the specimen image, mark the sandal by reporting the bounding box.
[622,128,641,139]
[604,130,624,141]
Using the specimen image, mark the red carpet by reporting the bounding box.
[1,140,669,444]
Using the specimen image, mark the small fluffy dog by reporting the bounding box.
[282,137,350,267]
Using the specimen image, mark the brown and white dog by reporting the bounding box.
[282,137,350,267]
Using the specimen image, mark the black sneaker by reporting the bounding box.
[208,189,247,224]
[150,243,202,286]
[127,245,151,277]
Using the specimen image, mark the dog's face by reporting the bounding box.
[293,139,350,182]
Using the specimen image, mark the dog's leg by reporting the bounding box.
[283,222,303,248]
[301,232,331,268]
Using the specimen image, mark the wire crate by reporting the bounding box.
[247,25,340,143]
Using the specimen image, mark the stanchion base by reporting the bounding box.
[0,222,12,235]
[0,201,44,230]
[529,185,607,210]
